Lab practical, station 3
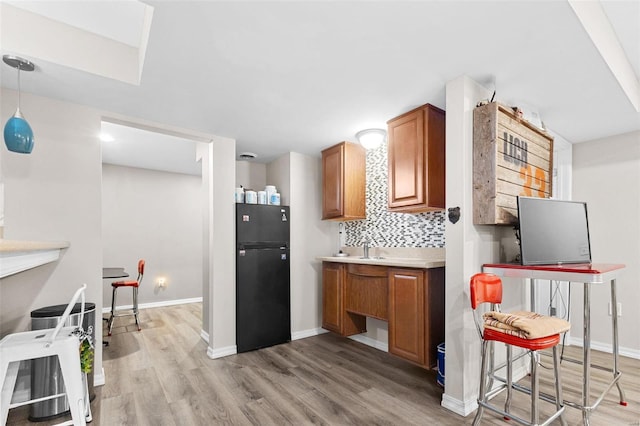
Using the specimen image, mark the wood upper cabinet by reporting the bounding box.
[388,267,445,369]
[387,104,445,212]
[322,262,366,336]
[322,141,366,220]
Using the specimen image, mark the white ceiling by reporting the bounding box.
[1,1,639,171]
[101,121,203,176]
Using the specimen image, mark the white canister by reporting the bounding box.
[257,191,267,205]
[234,187,245,203]
[245,190,257,204]
[270,192,281,206]
[265,185,276,204]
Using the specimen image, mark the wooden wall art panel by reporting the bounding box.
[473,102,554,225]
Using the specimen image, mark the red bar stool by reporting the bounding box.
[107,259,145,336]
[470,273,569,426]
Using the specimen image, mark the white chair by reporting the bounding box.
[0,284,88,426]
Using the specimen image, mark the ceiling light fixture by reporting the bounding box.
[99,133,115,142]
[3,55,36,154]
[356,128,386,150]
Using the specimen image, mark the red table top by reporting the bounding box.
[482,263,625,275]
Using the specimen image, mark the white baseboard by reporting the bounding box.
[349,334,389,352]
[101,297,203,314]
[200,329,209,343]
[207,344,237,359]
[441,393,478,417]
[292,327,328,340]
[94,368,105,386]
[567,336,640,360]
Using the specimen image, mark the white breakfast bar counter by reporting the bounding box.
[0,239,70,279]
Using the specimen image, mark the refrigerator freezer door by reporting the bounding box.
[237,204,290,244]
[236,246,291,352]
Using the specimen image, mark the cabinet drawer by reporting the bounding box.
[345,264,388,320]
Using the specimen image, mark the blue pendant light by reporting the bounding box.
[3,55,35,154]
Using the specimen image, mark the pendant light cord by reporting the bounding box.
[17,66,21,110]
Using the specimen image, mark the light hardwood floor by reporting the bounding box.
[7,303,640,425]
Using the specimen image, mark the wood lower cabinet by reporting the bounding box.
[321,261,445,369]
[322,262,366,336]
[387,104,445,213]
[345,264,388,321]
[321,141,366,220]
[388,267,445,369]
[388,269,425,365]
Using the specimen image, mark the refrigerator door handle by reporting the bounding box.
[238,242,288,250]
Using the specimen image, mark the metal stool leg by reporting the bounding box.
[0,361,19,425]
[553,345,567,426]
[133,286,141,331]
[473,340,491,426]
[530,351,539,426]
[108,286,118,336]
[504,344,513,419]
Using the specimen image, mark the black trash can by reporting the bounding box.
[29,302,95,421]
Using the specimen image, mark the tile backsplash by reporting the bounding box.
[344,140,445,248]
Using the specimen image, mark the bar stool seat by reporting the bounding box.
[107,259,145,336]
[1,285,88,426]
[470,273,570,426]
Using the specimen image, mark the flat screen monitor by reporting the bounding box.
[517,196,591,265]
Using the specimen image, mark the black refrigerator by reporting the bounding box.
[236,204,291,353]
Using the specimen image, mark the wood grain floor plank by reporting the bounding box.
[99,392,137,425]
[6,302,639,426]
[130,367,177,426]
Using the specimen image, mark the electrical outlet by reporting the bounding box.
[549,307,557,316]
[607,302,622,317]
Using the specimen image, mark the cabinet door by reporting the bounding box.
[387,104,445,212]
[322,144,344,219]
[322,142,366,220]
[322,262,367,336]
[322,262,343,333]
[424,267,445,369]
[388,109,425,209]
[388,269,425,365]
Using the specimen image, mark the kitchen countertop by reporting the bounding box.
[317,247,445,269]
[0,239,70,252]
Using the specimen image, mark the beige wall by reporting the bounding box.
[287,152,335,335]
[572,131,640,356]
[101,164,203,307]
[0,88,104,383]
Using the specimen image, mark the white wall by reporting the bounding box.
[283,153,335,336]
[236,160,266,191]
[572,131,640,357]
[205,136,237,358]
[101,164,203,307]
[1,88,104,385]
[1,89,235,396]
[442,76,527,416]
